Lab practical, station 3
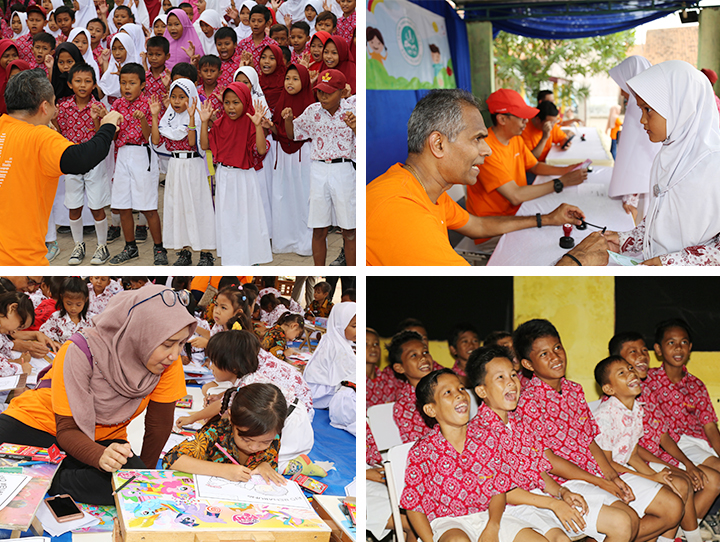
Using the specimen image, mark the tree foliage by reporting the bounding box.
[493,30,635,105]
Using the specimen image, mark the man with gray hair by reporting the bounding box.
[367,89,606,265]
[0,70,122,266]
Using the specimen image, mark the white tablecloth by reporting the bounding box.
[546,126,614,167]
[485,167,635,266]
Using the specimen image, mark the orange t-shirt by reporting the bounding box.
[468,128,538,220]
[367,163,470,266]
[4,341,187,441]
[0,115,74,266]
[521,122,567,162]
[190,277,253,291]
[611,117,622,140]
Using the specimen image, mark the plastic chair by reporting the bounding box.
[367,402,403,452]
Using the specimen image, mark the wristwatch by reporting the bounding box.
[553,179,564,193]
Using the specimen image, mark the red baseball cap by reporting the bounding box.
[701,68,718,86]
[486,89,539,119]
[314,69,346,93]
[26,5,46,16]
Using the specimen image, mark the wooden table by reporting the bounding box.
[312,496,355,542]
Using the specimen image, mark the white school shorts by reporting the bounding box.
[559,479,620,542]
[619,472,663,516]
[111,145,159,211]
[649,461,686,472]
[506,492,586,541]
[308,161,356,230]
[678,434,719,465]
[430,510,536,542]
[64,162,110,210]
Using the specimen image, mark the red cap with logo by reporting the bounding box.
[26,4,46,16]
[486,89,540,119]
[314,69,347,93]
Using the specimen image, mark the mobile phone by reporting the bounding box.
[45,494,84,523]
[561,134,575,149]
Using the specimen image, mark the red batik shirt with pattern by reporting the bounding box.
[468,403,551,492]
[400,424,504,522]
[290,42,310,65]
[393,379,430,444]
[618,220,720,265]
[112,94,151,148]
[145,69,168,101]
[293,100,356,161]
[366,421,382,465]
[335,12,355,44]
[197,84,223,113]
[56,95,101,143]
[237,34,275,71]
[645,366,718,443]
[29,57,49,75]
[367,362,444,407]
[92,43,104,65]
[517,376,603,482]
[15,33,33,62]
[217,49,242,91]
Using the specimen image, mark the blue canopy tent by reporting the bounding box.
[366,0,701,182]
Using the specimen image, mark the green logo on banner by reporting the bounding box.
[396,17,422,66]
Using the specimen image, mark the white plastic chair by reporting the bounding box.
[367,402,403,452]
[384,442,414,542]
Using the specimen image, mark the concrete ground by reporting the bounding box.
[48,182,343,267]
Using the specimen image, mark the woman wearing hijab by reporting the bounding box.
[194,8,222,55]
[607,60,720,265]
[321,35,355,94]
[99,33,140,100]
[608,55,661,223]
[50,42,85,103]
[0,285,197,505]
[68,28,101,82]
[271,63,314,256]
[164,8,205,69]
[303,302,356,409]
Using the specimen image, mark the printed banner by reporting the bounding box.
[367,0,456,89]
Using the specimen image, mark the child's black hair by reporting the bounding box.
[9,3,25,13]
[57,277,90,320]
[178,1,192,7]
[68,62,96,84]
[119,62,146,83]
[341,288,355,302]
[170,61,197,83]
[483,330,512,346]
[0,278,15,294]
[54,5,75,20]
[42,276,65,300]
[205,329,260,376]
[277,297,290,309]
[513,319,560,362]
[396,317,425,334]
[114,5,134,20]
[279,45,291,64]
[291,20,310,37]
[313,281,331,295]
[198,54,221,69]
[594,355,627,389]
[316,10,336,27]
[243,283,259,309]
[276,312,304,333]
[367,326,379,338]
[270,23,288,37]
[33,31,56,49]
[214,26,237,44]
[250,4,271,23]
[466,344,514,389]
[260,293,280,311]
[216,285,252,331]
[124,276,149,285]
[217,276,241,290]
[415,368,458,428]
[386,330,424,381]
[171,276,192,291]
[216,382,287,437]
[0,291,34,328]
[146,35,170,54]
[87,17,107,33]
[608,331,646,357]
[448,322,478,349]
[654,318,692,346]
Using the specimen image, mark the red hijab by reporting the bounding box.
[5,59,30,79]
[322,36,355,95]
[273,63,315,154]
[0,40,19,115]
[309,31,331,73]
[257,42,286,112]
[209,82,258,170]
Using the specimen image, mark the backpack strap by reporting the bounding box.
[36,333,93,389]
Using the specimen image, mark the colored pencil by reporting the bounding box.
[214,443,240,466]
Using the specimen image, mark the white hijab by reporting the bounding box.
[11,12,29,38]
[74,0,97,31]
[107,1,140,34]
[276,0,305,24]
[233,65,271,119]
[608,56,662,200]
[47,0,65,38]
[626,60,720,259]
[193,9,222,56]
[153,13,168,31]
[99,33,140,97]
[303,302,356,391]
[232,0,255,40]
[159,78,202,142]
[303,0,323,30]
[68,28,101,81]
[119,23,146,60]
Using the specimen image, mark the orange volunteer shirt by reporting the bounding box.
[0,115,74,266]
[4,341,187,441]
[367,163,470,266]
[521,122,567,162]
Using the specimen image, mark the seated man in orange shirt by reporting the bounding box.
[521,101,571,161]
[538,89,583,128]
[468,89,588,247]
[366,89,608,266]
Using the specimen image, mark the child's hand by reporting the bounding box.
[181,40,196,60]
[252,462,286,485]
[284,13,292,27]
[549,498,586,534]
[685,463,708,491]
[308,70,318,87]
[269,0,281,11]
[611,476,635,503]
[260,116,273,130]
[174,414,196,430]
[189,335,209,349]
[132,110,146,120]
[149,95,161,117]
[247,100,266,126]
[205,393,223,407]
[298,52,311,69]
[477,524,499,542]
[223,464,253,482]
[111,61,121,76]
[342,111,355,130]
[200,381,217,396]
[98,0,108,16]
[225,5,239,21]
[366,466,385,484]
[187,97,198,120]
[161,68,171,89]
[240,50,252,66]
[342,83,352,98]
[100,48,111,64]
[20,352,31,364]
[199,99,214,122]
[44,54,54,71]
[281,107,293,120]
[162,95,171,109]
[322,0,331,11]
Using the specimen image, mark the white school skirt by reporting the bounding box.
[163,156,216,251]
[214,165,272,266]
[277,400,314,472]
[271,144,312,256]
[328,385,355,436]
